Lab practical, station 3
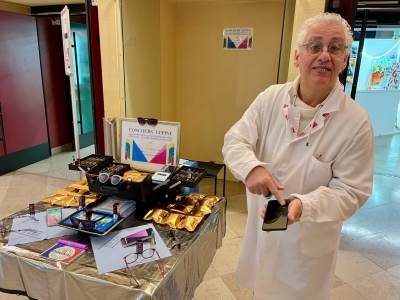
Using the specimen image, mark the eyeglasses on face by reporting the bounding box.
[301,42,348,57]
[69,214,106,230]
[98,173,123,185]
[137,117,158,127]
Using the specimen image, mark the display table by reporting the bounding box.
[0,198,226,300]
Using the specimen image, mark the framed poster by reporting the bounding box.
[223,28,253,50]
[119,118,181,171]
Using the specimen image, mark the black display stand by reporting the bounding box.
[195,161,226,197]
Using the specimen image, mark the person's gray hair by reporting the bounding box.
[296,12,353,55]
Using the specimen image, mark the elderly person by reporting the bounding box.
[222,12,374,299]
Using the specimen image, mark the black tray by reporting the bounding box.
[86,163,153,202]
[168,166,207,188]
[68,154,114,171]
[57,209,127,237]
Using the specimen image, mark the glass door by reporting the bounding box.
[70,21,95,149]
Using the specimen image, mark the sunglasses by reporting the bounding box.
[98,173,123,185]
[69,214,106,230]
[137,117,158,127]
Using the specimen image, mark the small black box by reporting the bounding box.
[168,165,207,188]
[86,163,153,202]
[68,154,113,171]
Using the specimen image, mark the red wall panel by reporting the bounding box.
[89,6,105,154]
[0,10,48,154]
[37,18,72,149]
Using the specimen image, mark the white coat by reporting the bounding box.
[222,76,374,300]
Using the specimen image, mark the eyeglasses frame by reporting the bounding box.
[300,41,349,58]
[123,247,164,287]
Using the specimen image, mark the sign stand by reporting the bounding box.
[61,6,81,166]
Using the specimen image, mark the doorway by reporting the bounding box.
[70,21,95,149]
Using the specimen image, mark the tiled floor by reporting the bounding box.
[1,134,400,300]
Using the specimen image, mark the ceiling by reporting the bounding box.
[1,0,83,7]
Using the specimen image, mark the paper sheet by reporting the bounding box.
[90,224,171,275]
[7,208,77,246]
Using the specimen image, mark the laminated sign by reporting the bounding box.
[223,28,253,50]
[61,6,72,76]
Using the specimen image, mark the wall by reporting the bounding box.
[0,1,30,15]
[176,1,284,177]
[0,10,48,154]
[122,0,161,119]
[278,0,296,83]
[97,0,125,119]
[37,17,72,149]
[88,5,105,154]
[287,0,328,81]
[160,0,176,121]
[0,9,50,174]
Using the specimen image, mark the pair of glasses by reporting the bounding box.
[137,117,158,127]
[98,173,123,185]
[69,214,106,230]
[123,248,164,287]
[300,42,348,57]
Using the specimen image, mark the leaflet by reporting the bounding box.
[90,224,171,275]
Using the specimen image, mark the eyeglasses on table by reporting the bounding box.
[123,247,164,287]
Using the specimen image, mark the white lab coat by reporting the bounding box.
[222,76,374,300]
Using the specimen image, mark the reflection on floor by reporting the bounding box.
[1,134,400,300]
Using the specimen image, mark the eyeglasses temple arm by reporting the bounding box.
[155,250,164,278]
[124,260,141,287]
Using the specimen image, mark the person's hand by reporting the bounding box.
[287,198,302,225]
[245,166,285,204]
[259,198,303,225]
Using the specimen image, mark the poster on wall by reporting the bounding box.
[60,6,72,76]
[346,43,359,86]
[119,118,181,171]
[366,55,398,90]
[223,28,253,50]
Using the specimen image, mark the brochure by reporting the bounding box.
[92,197,128,214]
[40,243,86,264]
[92,197,135,218]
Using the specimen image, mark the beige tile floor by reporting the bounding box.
[1,133,400,300]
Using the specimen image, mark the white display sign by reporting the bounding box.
[119,118,181,172]
[223,27,253,50]
[60,6,72,76]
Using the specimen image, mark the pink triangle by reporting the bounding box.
[238,37,248,49]
[150,144,167,164]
